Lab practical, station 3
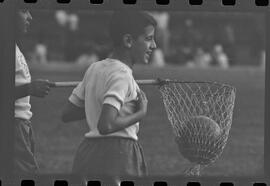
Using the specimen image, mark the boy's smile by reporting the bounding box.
[131,25,157,64]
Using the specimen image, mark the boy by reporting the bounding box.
[15,9,52,174]
[62,11,157,185]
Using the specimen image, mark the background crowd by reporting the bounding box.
[20,10,266,69]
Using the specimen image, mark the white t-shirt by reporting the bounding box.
[15,45,32,120]
[69,58,140,140]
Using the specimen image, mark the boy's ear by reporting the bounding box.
[123,34,133,48]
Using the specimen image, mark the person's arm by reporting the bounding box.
[97,90,148,135]
[15,84,30,99]
[15,79,53,99]
[61,101,86,123]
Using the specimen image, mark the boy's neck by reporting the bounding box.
[110,47,134,69]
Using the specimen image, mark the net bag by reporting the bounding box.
[159,81,236,175]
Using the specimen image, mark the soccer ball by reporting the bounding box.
[184,115,221,138]
[175,115,223,165]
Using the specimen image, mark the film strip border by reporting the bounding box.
[1,177,269,186]
[0,1,269,13]
[0,0,269,8]
[0,0,269,6]
[0,1,269,186]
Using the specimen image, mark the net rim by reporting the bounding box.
[160,79,236,91]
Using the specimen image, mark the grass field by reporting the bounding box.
[29,63,264,176]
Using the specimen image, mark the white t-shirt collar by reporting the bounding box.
[106,58,133,74]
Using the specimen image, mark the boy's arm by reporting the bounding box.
[15,84,30,99]
[15,79,53,99]
[97,90,148,135]
[61,101,86,123]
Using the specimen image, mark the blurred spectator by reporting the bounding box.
[194,48,212,68]
[221,24,236,66]
[181,46,193,60]
[54,10,81,62]
[211,44,229,69]
[21,11,265,66]
[224,24,235,44]
[180,18,204,65]
[55,10,79,31]
[182,19,195,53]
[151,48,166,68]
[69,13,79,31]
[31,43,48,64]
[186,47,212,68]
[55,10,69,27]
[65,13,80,61]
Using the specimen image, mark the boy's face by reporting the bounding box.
[17,10,32,35]
[130,25,157,64]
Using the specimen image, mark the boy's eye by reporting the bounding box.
[145,36,153,41]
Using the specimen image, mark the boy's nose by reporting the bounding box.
[150,40,157,50]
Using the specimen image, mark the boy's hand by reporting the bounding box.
[28,79,53,98]
[136,89,148,116]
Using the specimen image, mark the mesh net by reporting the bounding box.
[159,81,236,175]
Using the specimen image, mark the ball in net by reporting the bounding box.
[175,115,223,165]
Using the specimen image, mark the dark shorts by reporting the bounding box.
[72,137,148,179]
[13,118,39,175]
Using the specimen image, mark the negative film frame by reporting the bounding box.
[0,0,269,185]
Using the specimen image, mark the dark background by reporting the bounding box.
[20,10,265,67]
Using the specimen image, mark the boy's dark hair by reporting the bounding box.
[109,11,157,46]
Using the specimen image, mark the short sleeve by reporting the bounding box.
[103,70,130,111]
[69,81,85,107]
